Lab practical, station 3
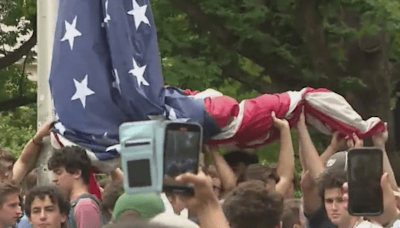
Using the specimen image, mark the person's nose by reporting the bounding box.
[40,210,47,221]
[332,201,338,210]
[17,205,22,216]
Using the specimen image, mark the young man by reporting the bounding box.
[25,185,70,228]
[297,110,399,228]
[319,170,384,228]
[48,146,103,228]
[319,170,358,228]
[0,181,22,228]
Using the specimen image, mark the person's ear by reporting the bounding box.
[293,224,301,228]
[72,170,82,180]
[61,214,67,223]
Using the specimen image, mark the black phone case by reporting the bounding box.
[347,147,383,216]
[162,122,202,195]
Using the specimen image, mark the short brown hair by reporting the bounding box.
[0,181,20,207]
[48,146,91,184]
[246,164,280,183]
[282,199,302,228]
[0,150,16,164]
[318,170,347,199]
[223,180,283,228]
[25,185,70,217]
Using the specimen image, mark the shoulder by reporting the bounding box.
[356,221,383,228]
[74,198,100,213]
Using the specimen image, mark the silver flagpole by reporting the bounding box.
[36,0,58,185]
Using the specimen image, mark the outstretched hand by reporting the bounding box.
[175,170,219,214]
[372,127,388,147]
[271,111,289,130]
[296,109,307,130]
[34,121,53,142]
[329,132,347,151]
[346,133,363,149]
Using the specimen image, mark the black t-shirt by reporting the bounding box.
[305,206,337,228]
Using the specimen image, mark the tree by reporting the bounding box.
[0,0,37,155]
[151,0,400,180]
[153,0,400,134]
[0,0,37,111]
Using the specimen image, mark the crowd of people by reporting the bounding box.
[0,111,399,228]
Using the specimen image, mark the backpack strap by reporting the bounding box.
[66,193,107,228]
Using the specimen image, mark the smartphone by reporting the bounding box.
[347,147,383,216]
[163,122,202,196]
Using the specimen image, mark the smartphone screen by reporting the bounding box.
[127,159,152,187]
[347,148,383,216]
[163,123,201,194]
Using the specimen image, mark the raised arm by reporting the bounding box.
[296,112,324,180]
[211,151,237,194]
[12,122,52,184]
[320,132,346,165]
[110,168,124,183]
[296,112,325,215]
[372,131,398,191]
[271,112,295,197]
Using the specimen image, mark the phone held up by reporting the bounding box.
[347,147,383,216]
[119,120,202,196]
[162,122,202,196]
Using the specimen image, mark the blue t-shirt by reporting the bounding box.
[15,214,31,228]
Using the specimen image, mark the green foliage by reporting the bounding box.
[0,105,36,158]
[0,0,37,157]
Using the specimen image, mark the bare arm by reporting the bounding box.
[211,151,237,193]
[320,132,346,165]
[319,146,336,166]
[298,140,307,173]
[296,113,325,180]
[300,170,322,216]
[110,168,124,183]
[296,112,324,215]
[372,131,398,191]
[12,122,52,184]
[271,112,295,197]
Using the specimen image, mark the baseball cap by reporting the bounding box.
[112,193,165,221]
[324,151,348,172]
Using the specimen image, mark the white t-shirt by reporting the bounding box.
[355,221,383,228]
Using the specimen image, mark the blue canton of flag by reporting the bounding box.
[49,0,220,162]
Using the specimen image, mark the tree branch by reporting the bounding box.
[294,0,346,81]
[0,30,37,69]
[168,0,305,88]
[0,95,36,112]
[220,61,291,94]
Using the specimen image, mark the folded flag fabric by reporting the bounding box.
[49,0,385,172]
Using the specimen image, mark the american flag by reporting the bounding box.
[49,0,385,167]
[49,0,220,162]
